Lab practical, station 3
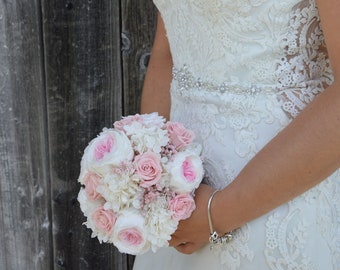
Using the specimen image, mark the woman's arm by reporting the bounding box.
[140,12,173,119]
[171,0,340,254]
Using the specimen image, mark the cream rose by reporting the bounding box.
[112,209,150,255]
[80,128,134,175]
[167,151,204,193]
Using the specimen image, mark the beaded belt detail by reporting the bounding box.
[172,65,277,95]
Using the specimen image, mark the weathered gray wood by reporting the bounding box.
[0,1,52,270]
[121,0,157,116]
[0,0,157,269]
[41,0,128,269]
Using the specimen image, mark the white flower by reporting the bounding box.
[97,170,144,212]
[77,188,103,216]
[167,150,204,193]
[141,112,165,127]
[124,122,169,154]
[144,196,178,251]
[112,209,150,255]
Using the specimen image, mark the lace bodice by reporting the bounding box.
[153,0,333,118]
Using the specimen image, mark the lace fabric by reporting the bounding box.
[154,0,333,118]
[276,0,334,117]
[133,1,340,269]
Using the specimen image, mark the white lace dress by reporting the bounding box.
[133,0,340,269]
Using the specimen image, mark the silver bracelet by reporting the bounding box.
[207,190,233,249]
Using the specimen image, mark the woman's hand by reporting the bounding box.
[169,184,215,254]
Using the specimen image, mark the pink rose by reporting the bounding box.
[91,207,116,235]
[114,115,142,132]
[84,171,103,201]
[170,193,196,220]
[167,122,195,150]
[134,151,162,187]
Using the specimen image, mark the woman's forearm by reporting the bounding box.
[212,83,340,234]
[140,13,173,119]
[212,0,340,235]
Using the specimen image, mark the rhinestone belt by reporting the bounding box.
[172,65,277,95]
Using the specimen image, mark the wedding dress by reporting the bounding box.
[133,0,340,269]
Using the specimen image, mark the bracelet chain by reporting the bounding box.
[207,190,233,250]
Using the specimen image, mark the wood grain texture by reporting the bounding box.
[121,0,157,116]
[41,0,125,269]
[0,0,157,269]
[0,1,52,269]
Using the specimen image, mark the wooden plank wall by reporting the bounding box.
[0,0,53,269]
[0,0,157,269]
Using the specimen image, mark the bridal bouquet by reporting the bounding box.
[77,112,204,255]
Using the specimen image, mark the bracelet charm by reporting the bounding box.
[209,231,233,245]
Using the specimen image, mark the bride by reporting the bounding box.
[133,0,340,269]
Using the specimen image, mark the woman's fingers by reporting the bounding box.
[174,242,205,254]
